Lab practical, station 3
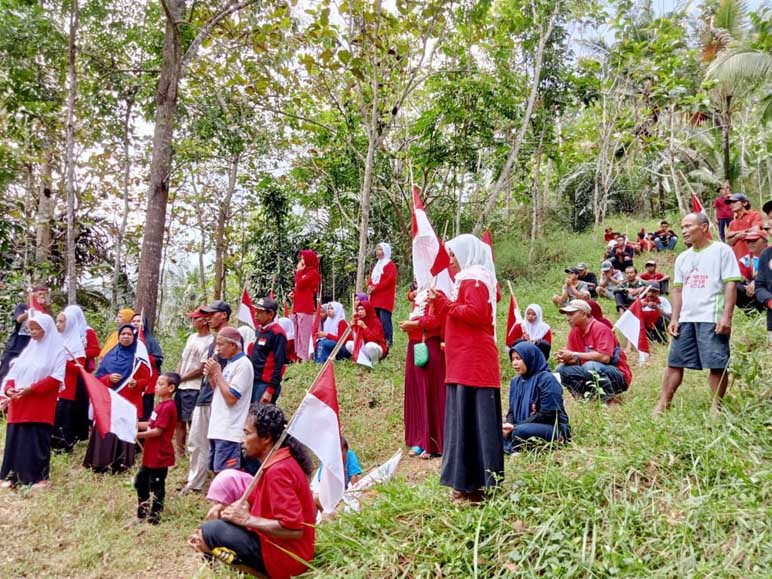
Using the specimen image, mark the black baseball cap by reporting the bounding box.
[762,199,772,215]
[725,193,749,204]
[254,297,278,313]
[565,267,581,274]
[201,300,232,316]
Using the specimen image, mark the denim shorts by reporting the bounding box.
[209,439,242,472]
[667,322,730,370]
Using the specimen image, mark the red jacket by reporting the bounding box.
[84,328,101,372]
[433,280,500,388]
[368,261,398,312]
[60,357,86,401]
[4,376,61,425]
[99,364,150,418]
[406,291,444,342]
[506,324,552,349]
[292,269,320,314]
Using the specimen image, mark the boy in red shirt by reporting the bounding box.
[134,371,179,524]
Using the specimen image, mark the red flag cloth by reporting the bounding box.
[79,368,137,443]
[505,294,523,347]
[691,193,713,240]
[286,364,345,513]
[614,297,650,364]
[269,290,275,300]
[238,288,257,329]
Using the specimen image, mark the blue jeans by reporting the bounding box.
[504,423,563,454]
[251,380,281,404]
[655,236,677,251]
[718,218,731,242]
[376,307,393,346]
[314,338,351,363]
[557,361,627,401]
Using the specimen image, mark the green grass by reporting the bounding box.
[2,216,770,578]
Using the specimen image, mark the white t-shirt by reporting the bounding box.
[673,241,742,323]
[208,353,254,443]
[178,332,214,391]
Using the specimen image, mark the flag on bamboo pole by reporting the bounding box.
[238,287,257,329]
[79,368,138,443]
[614,297,650,365]
[505,293,523,348]
[411,185,453,296]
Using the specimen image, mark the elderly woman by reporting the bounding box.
[98,308,135,360]
[83,324,150,473]
[1,313,66,489]
[428,234,503,503]
[190,404,316,579]
[367,242,398,346]
[502,342,570,454]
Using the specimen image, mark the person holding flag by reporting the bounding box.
[345,301,387,367]
[131,312,164,421]
[83,324,150,473]
[507,302,553,359]
[427,234,503,504]
[1,313,66,489]
[52,305,89,453]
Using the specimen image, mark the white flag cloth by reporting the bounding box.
[342,449,403,513]
[411,185,454,296]
[81,368,138,443]
[614,294,650,365]
[286,364,346,513]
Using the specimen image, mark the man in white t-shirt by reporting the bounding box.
[174,307,213,456]
[205,327,254,473]
[654,213,742,416]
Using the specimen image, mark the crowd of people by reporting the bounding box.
[1,191,771,576]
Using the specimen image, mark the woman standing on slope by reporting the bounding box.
[290,249,321,362]
[428,234,503,503]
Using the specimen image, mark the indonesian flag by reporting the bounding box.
[308,301,322,358]
[26,288,46,317]
[614,296,650,365]
[238,287,257,329]
[411,185,453,297]
[79,368,137,443]
[351,327,372,368]
[286,364,346,513]
[691,192,713,240]
[505,294,523,347]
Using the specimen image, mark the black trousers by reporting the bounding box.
[134,466,168,524]
[200,519,267,574]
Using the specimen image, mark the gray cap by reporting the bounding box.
[559,299,592,314]
[600,260,613,271]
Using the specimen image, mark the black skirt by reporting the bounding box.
[52,399,79,452]
[83,429,135,473]
[440,384,504,492]
[0,422,53,485]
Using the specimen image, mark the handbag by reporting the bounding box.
[414,336,429,367]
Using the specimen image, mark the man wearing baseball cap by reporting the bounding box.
[597,260,624,298]
[247,297,287,405]
[737,229,769,312]
[555,299,632,402]
[551,268,591,308]
[725,193,765,260]
[576,262,598,298]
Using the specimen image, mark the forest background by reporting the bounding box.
[1,0,772,330]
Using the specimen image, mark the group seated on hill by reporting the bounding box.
[551,267,592,308]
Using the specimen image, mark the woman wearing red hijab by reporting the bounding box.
[345,301,388,365]
[290,249,321,362]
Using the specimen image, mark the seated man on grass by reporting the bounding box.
[641,282,672,343]
[737,229,769,312]
[555,299,632,402]
[597,260,624,299]
[613,266,648,313]
[551,268,591,308]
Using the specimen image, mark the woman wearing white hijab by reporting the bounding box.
[507,303,553,359]
[367,242,398,347]
[314,301,350,363]
[428,234,503,503]
[1,313,66,488]
[52,305,90,452]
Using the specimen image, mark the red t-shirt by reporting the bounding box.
[713,195,734,220]
[60,357,86,401]
[142,398,177,468]
[728,210,765,259]
[248,447,316,579]
[640,272,665,281]
[4,376,61,425]
[433,280,500,388]
[368,261,398,312]
[292,268,320,314]
[566,319,632,386]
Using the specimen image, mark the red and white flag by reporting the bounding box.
[411,185,453,297]
[351,327,372,368]
[238,287,257,329]
[505,293,523,347]
[308,301,322,358]
[286,364,346,513]
[80,368,138,443]
[26,288,47,317]
[614,296,650,365]
[691,192,713,240]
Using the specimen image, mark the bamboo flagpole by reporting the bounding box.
[237,325,353,505]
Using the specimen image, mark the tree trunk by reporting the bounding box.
[135,1,183,328]
[214,154,239,300]
[722,95,732,183]
[113,93,135,308]
[355,132,377,292]
[34,152,54,265]
[64,0,79,305]
[529,146,542,262]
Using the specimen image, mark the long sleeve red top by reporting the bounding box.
[292,268,320,314]
[433,280,500,388]
[4,376,61,425]
[60,357,86,401]
[368,261,398,312]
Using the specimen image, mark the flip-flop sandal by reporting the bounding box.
[419,451,440,460]
[408,446,423,457]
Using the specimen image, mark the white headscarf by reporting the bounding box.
[523,303,551,341]
[3,312,67,390]
[323,302,346,334]
[370,242,392,284]
[277,317,295,340]
[238,325,256,348]
[60,305,87,360]
[446,234,498,338]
